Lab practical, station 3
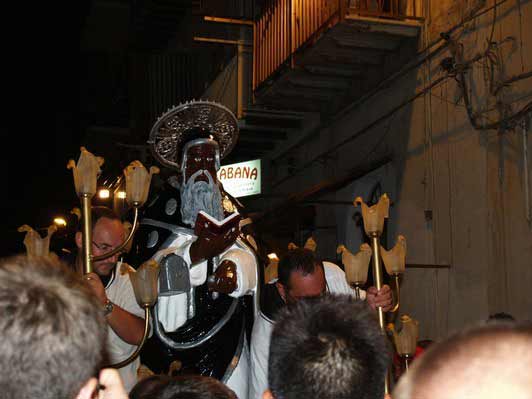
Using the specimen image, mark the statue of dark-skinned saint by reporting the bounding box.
[127,101,261,399]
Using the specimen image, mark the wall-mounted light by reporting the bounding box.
[53,217,67,227]
[117,191,127,199]
[98,189,110,199]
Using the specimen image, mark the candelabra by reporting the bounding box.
[17,224,58,260]
[354,193,409,394]
[390,314,419,372]
[67,147,160,367]
[113,259,160,368]
[337,243,372,300]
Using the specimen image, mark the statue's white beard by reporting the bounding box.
[180,169,224,227]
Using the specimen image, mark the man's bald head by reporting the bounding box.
[393,323,532,399]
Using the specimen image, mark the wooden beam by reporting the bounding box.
[194,36,253,46]
[304,64,363,78]
[204,16,254,26]
[287,73,351,90]
[344,15,422,37]
[406,263,451,269]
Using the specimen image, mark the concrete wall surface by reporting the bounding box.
[271,0,532,340]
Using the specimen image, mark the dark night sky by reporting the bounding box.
[2,3,91,256]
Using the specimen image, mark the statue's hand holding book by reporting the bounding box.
[190,211,241,262]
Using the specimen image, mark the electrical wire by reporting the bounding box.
[272,0,532,186]
[273,75,448,187]
[273,0,520,163]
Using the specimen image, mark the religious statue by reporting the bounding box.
[127,100,260,399]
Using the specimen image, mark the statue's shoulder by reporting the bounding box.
[141,178,186,227]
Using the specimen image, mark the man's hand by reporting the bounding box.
[208,260,238,294]
[75,369,128,399]
[83,273,108,305]
[96,368,129,399]
[366,284,393,311]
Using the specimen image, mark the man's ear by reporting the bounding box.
[75,377,97,399]
[262,389,275,399]
[75,231,83,250]
[276,281,287,303]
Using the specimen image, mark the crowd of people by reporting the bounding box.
[4,102,530,398]
[1,248,530,399]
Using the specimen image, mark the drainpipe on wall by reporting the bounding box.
[237,37,251,120]
[523,118,531,227]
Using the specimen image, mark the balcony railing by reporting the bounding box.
[349,0,422,20]
[253,0,341,91]
[253,0,422,92]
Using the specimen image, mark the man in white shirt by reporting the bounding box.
[249,248,393,399]
[76,206,147,392]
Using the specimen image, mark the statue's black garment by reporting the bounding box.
[126,179,254,379]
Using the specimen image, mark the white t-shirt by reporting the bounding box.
[105,266,146,393]
[248,262,366,399]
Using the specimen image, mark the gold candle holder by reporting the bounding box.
[107,260,161,368]
[18,224,57,259]
[67,149,160,370]
[354,193,391,393]
[123,161,160,207]
[92,161,160,262]
[354,194,390,328]
[122,260,160,308]
[67,147,104,274]
[354,194,389,237]
[391,314,419,373]
[380,235,407,313]
[337,243,372,300]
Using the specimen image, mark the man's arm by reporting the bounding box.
[83,272,145,345]
[322,262,393,311]
[366,285,393,312]
[106,304,145,345]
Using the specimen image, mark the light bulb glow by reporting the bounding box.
[53,217,67,227]
[98,189,110,199]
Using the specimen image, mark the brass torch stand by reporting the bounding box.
[402,353,413,372]
[81,193,93,274]
[369,233,391,395]
[79,199,145,369]
[109,306,151,368]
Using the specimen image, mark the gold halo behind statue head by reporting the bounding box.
[148,100,239,170]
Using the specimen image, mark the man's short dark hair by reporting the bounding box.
[154,375,238,399]
[277,248,323,288]
[0,255,107,399]
[268,294,390,399]
[130,375,173,399]
[76,205,121,232]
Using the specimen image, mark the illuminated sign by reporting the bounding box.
[218,159,261,198]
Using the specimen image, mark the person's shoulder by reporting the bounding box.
[110,265,135,290]
[323,261,353,294]
[322,261,346,278]
[259,282,283,322]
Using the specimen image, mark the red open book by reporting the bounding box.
[194,211,241,241]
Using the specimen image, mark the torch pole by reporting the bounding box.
[370,233,390,394]
[81,193,93,275]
